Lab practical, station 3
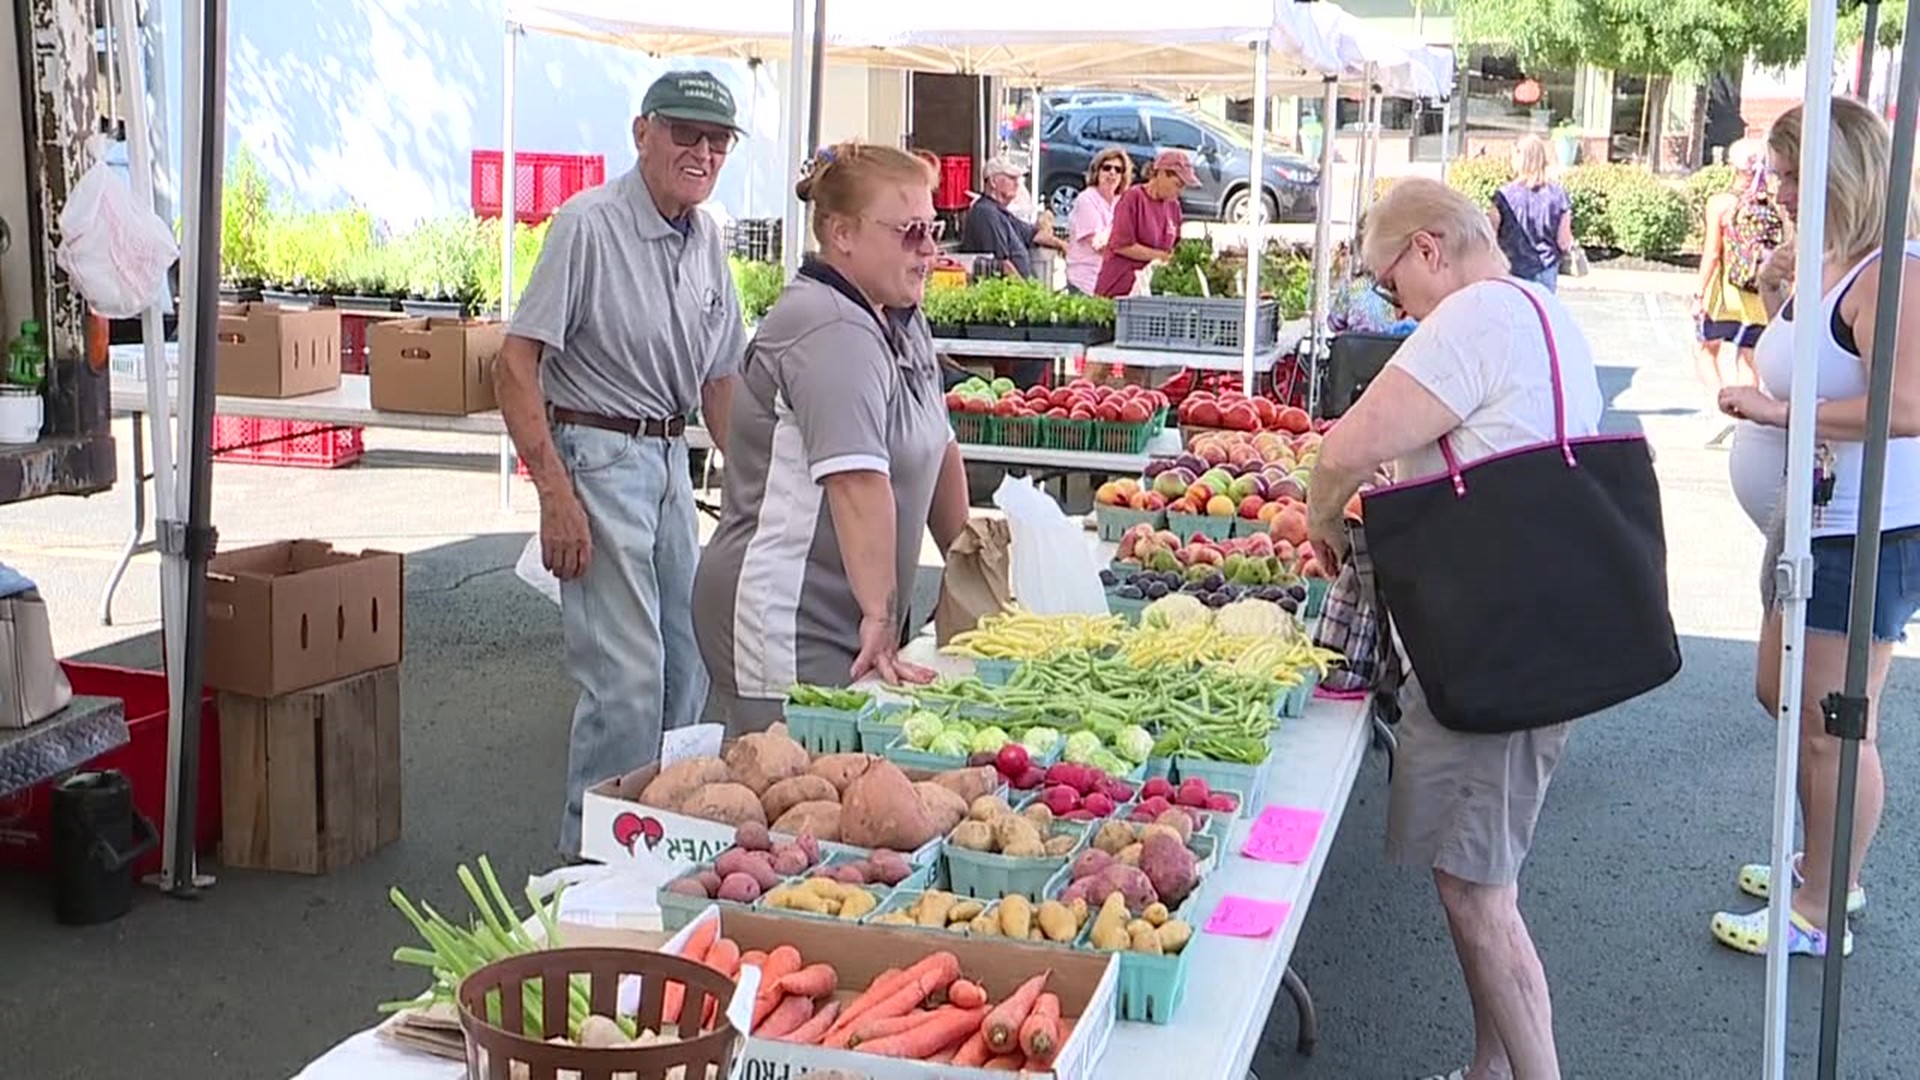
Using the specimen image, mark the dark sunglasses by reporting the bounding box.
[1098,162,1125,174]
[662,119,737,152]
[868,217,946,249]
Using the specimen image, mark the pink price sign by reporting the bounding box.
[1240,806,1325,864]
[1204,895,1292,938]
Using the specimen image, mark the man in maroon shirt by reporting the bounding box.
[1093,149,1199,298]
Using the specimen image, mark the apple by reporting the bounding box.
[1150,471,1189,499]
[1238,495,1264,519]
[1228,475,1259,501]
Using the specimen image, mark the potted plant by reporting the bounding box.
[921,283,969,339]
[1552,119,1581,167]
[964,278,1029,341]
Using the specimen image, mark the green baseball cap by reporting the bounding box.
[642,70,743,132]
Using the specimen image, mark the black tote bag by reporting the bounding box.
[1358,281,1680,734]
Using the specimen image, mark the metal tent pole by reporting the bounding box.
[806,0,826,153]
[1859,1,1881,98]
[1306,76,1338,416]
[782,0,810,275]
[1817,5,1920,1074]
[498,23,519,511]
[111,0,191,892]
[1030,83,1044,217]
[1761,3,1836,1073]
[162,0,226,899]
[1240,39,1271,398]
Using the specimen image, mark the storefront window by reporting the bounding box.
[1458,48,1578,136]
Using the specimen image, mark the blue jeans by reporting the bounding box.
[1523,265,1559,293]
[551,423,707,856]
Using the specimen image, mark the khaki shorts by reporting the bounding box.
[1385,673,1575,887]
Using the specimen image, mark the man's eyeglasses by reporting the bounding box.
[869,217,946,250]
[662,119,737,152]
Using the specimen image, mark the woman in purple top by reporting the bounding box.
[1488,135,1574,291]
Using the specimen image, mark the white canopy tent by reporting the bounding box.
[499,0,1441,395]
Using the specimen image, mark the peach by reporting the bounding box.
[1206,495,1237,518]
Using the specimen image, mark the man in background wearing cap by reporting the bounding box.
[961,156,1067,281]
[960,156,1067,384]
[495,69,749,857]
[1094,149,1200,298]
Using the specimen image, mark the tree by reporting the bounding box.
[1441,0,1806,169]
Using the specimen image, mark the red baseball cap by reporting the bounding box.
[1152,149,1201,187]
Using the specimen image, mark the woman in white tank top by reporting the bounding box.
[1709,98,1920,960]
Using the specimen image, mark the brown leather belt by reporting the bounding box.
[549,406,687,438]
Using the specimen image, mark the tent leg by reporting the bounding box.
[1239,40,1270,398]
[1763,2,1837,1073]
[806,0,826,153]
[1306,77,1338,417]
[1030,83,1044,217]
[1817,5,1920,1075]
[782,0,809,277]
[500,23,519,321]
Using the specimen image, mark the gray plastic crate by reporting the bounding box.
[1114,296,1279,355]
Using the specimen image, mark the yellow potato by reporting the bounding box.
[948,898,986,924]
[968,911,1000,936]
[915,891,957,928]
[1143,902,1170,927]
[1156,919,1193,954]
[998,894,1033,939]
[839,889,877,920]
[1036,900,1078,943]
[1129,924,1164,955]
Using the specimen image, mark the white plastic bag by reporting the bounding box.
[55,154,178,319]
[515,534,562,607]
[992,474,1106,615]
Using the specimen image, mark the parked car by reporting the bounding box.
[1037,102,1318,224]
[1039,88,1163,111]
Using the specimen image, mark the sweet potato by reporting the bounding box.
[840,759,940,850]
[681,783,767,828]
[908,782,963,834]
[772,801,843,842]
[933,766,1000,804]
[1139,831,1198,907]
[725,731,811,794]
[807,753,875,794]
[762,775,840,823]
[638,757,732,811]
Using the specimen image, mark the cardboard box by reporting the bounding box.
[204,540,404,697]
[665,907,1119,1080]
[368,317,503,415]
[215,303,341,398]
[217,664,402,874]
[582,762,942,870]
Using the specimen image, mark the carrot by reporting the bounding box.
[753,946,806,1026]
[953,1030,993,1066]
[738,949,769,971]
[849,1007,940,1045]
[984,1053,1026,1071]
[758,995,815,1039]
[855,1005,988,1058]
[1019,992,1062,1061]
[776,963,839,1001]
[704,938,743,977]
[678,918,720,963]
[779,1000,840,1045]
[983,971,1050,1053]
[947,978,988,1009]
[826,952,958,1043]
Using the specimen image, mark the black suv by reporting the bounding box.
[1037,102,1318,224]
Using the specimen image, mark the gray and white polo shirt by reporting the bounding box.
[693,263,954,698]
[509,166,746,421]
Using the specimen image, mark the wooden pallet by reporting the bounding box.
[217,665,402,874]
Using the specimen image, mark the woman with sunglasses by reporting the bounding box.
[1305,178,1603,1080]
[1065,148,1132,294]
[693,143,971,735]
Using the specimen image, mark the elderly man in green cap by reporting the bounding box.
[496,69,750,856]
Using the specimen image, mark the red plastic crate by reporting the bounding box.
[213,416,365,469]
[471,150,607,224]
[338,312,399,375]
[0,663,220,877]
[935,155,973,211]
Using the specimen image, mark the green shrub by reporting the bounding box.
[1607,181,1692,258]
[1445,157,1512,210]
[1685,165,1734,219]
[1559,163,1656,250]
[727,257,785,323]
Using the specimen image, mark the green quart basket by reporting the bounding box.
[1166,511,1233,542]
[997,414,1044,448]
[948,410,993,445]
[973,658,1022,687]
[782,699,869,754]
[858,701,907,753]
[1169,755,1267,816]
[1094,505,1164,542]
[1091,419,1155,455]
[943,821,1087,901]
[1042,417,1096,452]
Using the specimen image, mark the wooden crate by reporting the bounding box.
[217,664,402,873]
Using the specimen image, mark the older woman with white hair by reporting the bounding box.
[1692,137,1779,406]
[1306,177,1604,1080]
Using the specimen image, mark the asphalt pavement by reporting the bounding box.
[2,284,1915,1079]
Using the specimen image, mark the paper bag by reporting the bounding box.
[935,516,1012,644]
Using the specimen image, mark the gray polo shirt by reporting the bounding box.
[509,167,746,420]
[693,264,955,698]
[959,194,1036,277]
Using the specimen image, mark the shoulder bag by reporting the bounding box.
[1357,281,1680,733]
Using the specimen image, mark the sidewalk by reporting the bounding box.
[1564,263,1694,296]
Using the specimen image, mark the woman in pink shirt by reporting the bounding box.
[1065,147,1132,293]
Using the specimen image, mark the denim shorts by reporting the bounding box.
[1697,316,1764,348]
[1807,529,1920,642]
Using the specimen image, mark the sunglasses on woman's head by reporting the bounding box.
[868,217,946,250]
